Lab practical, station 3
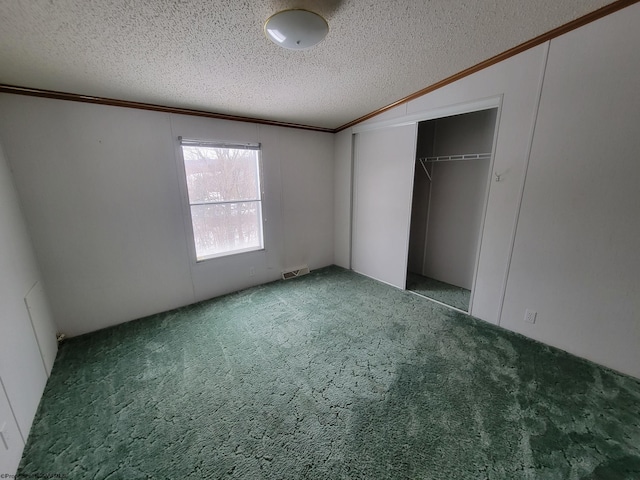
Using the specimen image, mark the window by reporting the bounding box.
[179,138,264,261]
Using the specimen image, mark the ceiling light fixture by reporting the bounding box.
[264,9,328,50]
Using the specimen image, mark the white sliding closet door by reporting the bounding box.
[352,124,417,289]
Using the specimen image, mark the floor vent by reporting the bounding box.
[282,265,310,280]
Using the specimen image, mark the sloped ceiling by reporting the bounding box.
[0,0,616,129]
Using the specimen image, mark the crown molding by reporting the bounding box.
[0,84,334,133]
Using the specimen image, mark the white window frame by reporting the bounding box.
[178,137,265,262]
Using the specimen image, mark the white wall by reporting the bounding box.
[0,96,334,337]
[0,381,23,475]
[333,128,353,269]
[431,109,497,156]
[24,281,58,375]
[0,142,57,474]
[276,127,334,272]
[500,4,640,378]
[423,159,490,290]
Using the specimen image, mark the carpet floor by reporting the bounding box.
[19,266,640,479]
[406,272,471,311]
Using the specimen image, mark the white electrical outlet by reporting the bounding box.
[525,309,537,324]
[249,267,255,277]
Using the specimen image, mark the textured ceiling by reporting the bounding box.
[0,0,615,129]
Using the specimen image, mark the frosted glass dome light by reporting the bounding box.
[264,10,328,50]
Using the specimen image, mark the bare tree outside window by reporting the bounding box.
[180,142,264,260]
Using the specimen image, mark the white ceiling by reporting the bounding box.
[0,0,614,130]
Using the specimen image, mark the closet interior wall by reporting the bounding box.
[408,109,497,290]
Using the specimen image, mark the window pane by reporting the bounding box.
[182,146,260,203]
[190,202,263,259]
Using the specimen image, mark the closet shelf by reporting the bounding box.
[420,153,492,163]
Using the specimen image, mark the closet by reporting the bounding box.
[407,108,497,312]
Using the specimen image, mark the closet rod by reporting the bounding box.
[420,152,492,163]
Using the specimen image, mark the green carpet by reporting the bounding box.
[19,266,640,479]
[407,272,471,311]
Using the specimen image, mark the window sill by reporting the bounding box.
[195,246,265,263]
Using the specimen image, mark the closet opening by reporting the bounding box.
[406,108,498,313]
